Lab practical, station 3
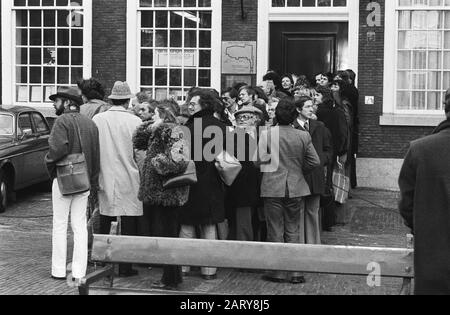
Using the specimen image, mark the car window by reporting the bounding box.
[18,113,33,137]
[32,113,49,134]
[0,115,14,136]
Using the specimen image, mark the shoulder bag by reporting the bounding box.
[215,151,242,186]
[56,117,91,196]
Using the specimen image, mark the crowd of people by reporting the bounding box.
[45,68,361,290]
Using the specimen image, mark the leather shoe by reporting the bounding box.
[290,276,306,284]
[262,275,285,283]
[51,276,66,281]
[118,269,139,277]
[202,274,217,281]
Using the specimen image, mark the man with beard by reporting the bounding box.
[46,87,100,283]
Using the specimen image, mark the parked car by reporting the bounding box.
[0,106,51,213]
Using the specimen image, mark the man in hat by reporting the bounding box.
[46,87,100,282]
[398,98,450,295]
[92,81,143,277]
[226,105,263,243]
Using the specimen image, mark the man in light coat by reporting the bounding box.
[398,99,450,295]
[93,81,143,277]
[259,98,320,284]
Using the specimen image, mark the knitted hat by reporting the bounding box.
[108,81,135,100]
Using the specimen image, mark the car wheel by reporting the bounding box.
[0,171,9,213]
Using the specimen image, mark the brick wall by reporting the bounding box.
[358,0,434,159]
[221,0,258,87]
[92,0,127,96]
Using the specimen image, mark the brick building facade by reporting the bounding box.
[1,0,448,189]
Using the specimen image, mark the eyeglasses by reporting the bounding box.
[188,102,199,109]
[236,114,256,121]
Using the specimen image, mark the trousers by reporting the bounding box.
[264,197,304,281]
[301,195,321,245]
[51,179,89,279]
[179,224,218,276]
[100,215,139,274]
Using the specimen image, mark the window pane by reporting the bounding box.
[57,67,69,84]
[412,91,426,110]
[33,113,49,133]
[44,67,56,83]
[141,69,153,86]
[398,51,411,69]
[142,30,154,47]
[427,92,441,110]
[155,69,168,85]
[44,29,56,46]
[170,69,182,86]
[411,72,426,89]
[184,69,196,86]
[71,67,83,84]
[428,71,442,90]
[198,69,210,87]
[16,67,28,84]
[30,67,41,83]
[16,29,28,46]
[141,49,153,66]
[397,71,411,89]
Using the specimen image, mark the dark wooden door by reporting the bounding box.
[269,22,348,80]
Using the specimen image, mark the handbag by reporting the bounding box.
[163,160,197,189]
[56,118,91,196]
[215,151,242,186]
[332,161,350,205]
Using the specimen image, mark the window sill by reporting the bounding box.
[379,114,446,127]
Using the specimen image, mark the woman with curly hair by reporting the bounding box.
[133,100,191,291]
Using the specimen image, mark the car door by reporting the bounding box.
[30,112,51,182]
[14,112,45,188]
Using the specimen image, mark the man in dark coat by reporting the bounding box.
[179,89,227,280]
[398,100,450,295]
[46,87,100,281]
[294,96,333,244]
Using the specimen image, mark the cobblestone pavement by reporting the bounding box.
[0,187,410,295]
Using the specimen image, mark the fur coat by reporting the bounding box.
[133,121,190,207]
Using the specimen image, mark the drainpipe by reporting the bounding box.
[241,0,247,20]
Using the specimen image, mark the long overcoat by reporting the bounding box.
[399,118,450,295]
[93,107,143,217]
[179,110,227,226]
[293,119,333,195]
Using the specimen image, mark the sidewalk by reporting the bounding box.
[0,187,410,295]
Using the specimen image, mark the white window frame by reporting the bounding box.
[381,0,447,126]
[126,0,222,96]
[1,0,92,108]
[257,0,359,86]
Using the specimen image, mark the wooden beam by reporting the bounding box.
[88,287,218,296]
[92,236,414,279]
